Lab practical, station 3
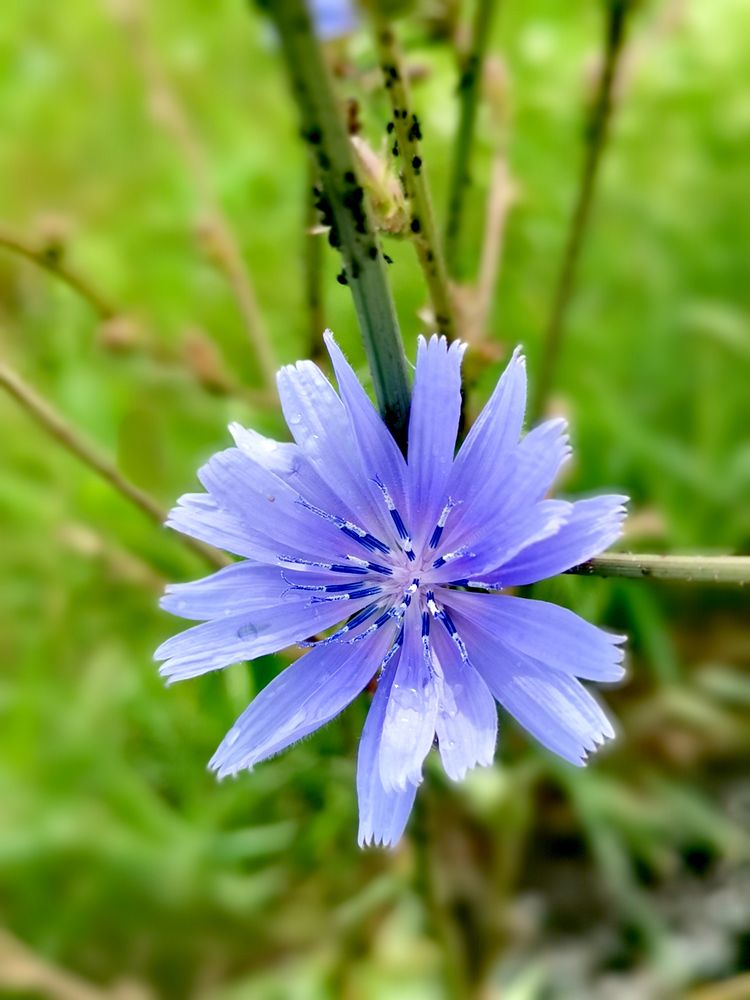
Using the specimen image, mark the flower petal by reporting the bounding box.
[495,495,628,586]
[155,593,372,683]
[160,562,291,621]
[198,447,350,563]
[406,335,466,544]
[325,331,408,522]
[276,359,379,522]
[443,590,626,683]
[443,347,526,541]
[357,654,418,848]
[431,625,497,781]
[431,499,572,584]
[166,493,260,560]
[228,422,350,516]
[210,628,394,778]
[452,606,615,765]
[378,609,438,792]
[440,419,570,557]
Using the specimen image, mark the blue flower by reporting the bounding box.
[157,334,627,847]
[309,0,358,40]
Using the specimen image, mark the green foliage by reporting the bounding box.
[0,0,749,997]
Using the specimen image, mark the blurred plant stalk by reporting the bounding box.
[0,223,117,319]
[534,0,633,419]
[0,360,229,572]
[444,0,501,280]
[263,0,411,448]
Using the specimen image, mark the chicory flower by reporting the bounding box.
[157,334,627,846]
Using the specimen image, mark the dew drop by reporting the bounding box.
[237,623,258,640]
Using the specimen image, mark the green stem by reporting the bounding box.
[0,359,229,572]
[568,553,750,584]
[533,0,631,420]
[444,0,500,279]
[264,0,411,447]
[304,159,326,360]
[372,17,456,343]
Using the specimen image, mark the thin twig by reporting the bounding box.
[372,18,457,343]
[568,553,750,584]
[533,0,632,419]
[0,359,229,571]
[445,0,501,279]
[109,0,277,389]
[0,224,116,319]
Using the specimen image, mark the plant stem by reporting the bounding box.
[568,553,750,585]
[264,0,411,448]
[533,0,632,419]
[444,0,500,279]
[372,17,456,343]
[0,360,229,572]
[0,224,116,319]
[469,152,516,344]
[304,160,326,359]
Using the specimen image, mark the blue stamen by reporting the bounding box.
[432,546,473,569]
[309,585,383,605]
[428,498,460,549]
[279,555,369,576]
[373,476,415,559]
[298,603,379,648]
[297,497,391,555]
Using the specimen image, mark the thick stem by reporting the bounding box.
[0,360,229,572]
[533,0,632,419]
[372,17,457,343]
[444,0,500,279]
[568,553,750,585]
[264,0,411,448]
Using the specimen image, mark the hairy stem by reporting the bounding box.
[0,224,116,319]
[444,0,501,279]
[533,0,632,419]
[372,17,456,342]
[568,553,750,585]
[0,360,229,571]
[264,0,411,447]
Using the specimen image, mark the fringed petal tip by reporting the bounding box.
[357,828,403,850]
[416,332,468,357]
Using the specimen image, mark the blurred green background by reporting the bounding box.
[1,1,749,997]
